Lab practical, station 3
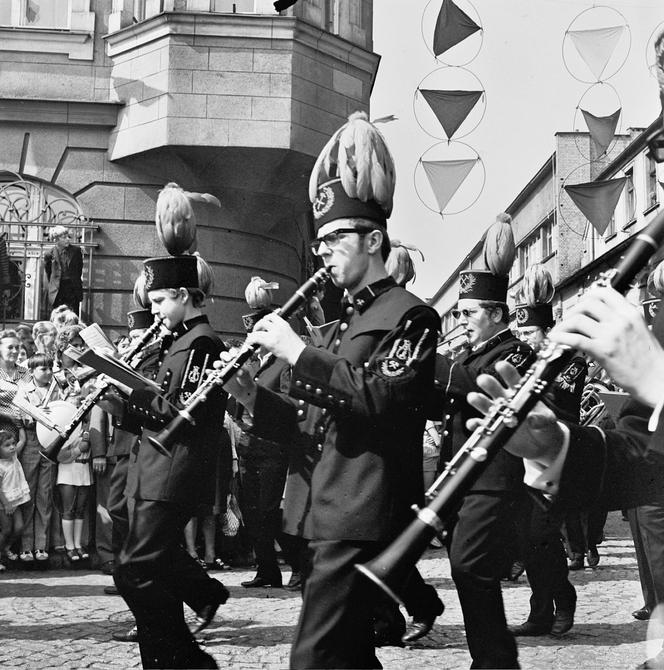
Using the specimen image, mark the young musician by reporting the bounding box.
[222,112,441,668]
[509,265,586,638]
[103,252,229,669]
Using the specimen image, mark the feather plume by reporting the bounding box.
[522,264,555,307]
[308,111,395,216]
[483,213,515,277]
[184,191,221,208]
[155,183,220,256]
[385,240,425,287]
[133,272,150,308]
[194,252,214,299]
[245,276,279,309]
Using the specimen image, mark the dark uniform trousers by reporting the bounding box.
[250,278,440,669]
[108,343,160,559]
[435,330,534,669]
[235,357,291,583]
[114,316,226,669]
[515,357,586,627]
[628,503,664,612]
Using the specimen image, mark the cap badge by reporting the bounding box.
[144,265,155,291]
[516,308,528,325]
[459,273,475,294]
[313,184,335,220]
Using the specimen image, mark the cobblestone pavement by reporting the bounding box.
[0,511,658,669]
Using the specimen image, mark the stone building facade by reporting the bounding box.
[0,0,378,339]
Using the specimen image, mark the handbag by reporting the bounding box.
[222,476,243,537]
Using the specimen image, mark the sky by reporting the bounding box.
[370,0,664,302]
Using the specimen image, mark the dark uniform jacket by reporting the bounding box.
[123,315,226,507]
[250,277,440,542]
[108,339,161,460]
[556,308,664,512]
[433,328,535,491]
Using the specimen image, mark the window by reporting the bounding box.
[625,166,636,222]
[0,0,70,29]
[646,154,659,209]
[604,214,616,238]
[541,218,554,258]
[518,234,538,278]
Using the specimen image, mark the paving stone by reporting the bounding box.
[0,512,655,668]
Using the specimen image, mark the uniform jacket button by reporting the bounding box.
[305,384,312,391]
[295,380,303,387]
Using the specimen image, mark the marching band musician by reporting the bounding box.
[221,111,441,669]
[509,264,586,639]
[100,249,229,668]
[431,213,534,669]
[465,282,664,670]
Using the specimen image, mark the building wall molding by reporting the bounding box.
[0,98,121,127]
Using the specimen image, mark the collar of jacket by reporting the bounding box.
[169,314,210,340]
[470,327,513,355]
[348,276,397,313]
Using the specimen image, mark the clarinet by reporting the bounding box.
[355,209,664,606]
[39,317,164,463]
[148,268,330,457]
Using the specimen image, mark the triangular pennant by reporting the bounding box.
[564,177,627,235]
[422,158,477,212]
[568,25,625,80]
[581,107,621,156]
[420,89,483,139]
[433,0,481,57]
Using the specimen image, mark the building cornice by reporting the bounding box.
[104,12,380,78]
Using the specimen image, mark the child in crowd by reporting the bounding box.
[32,321,58,359]
[50,306,79,332]
[55,425,92,564]
[0,429,30,569]
[15,354,58,564]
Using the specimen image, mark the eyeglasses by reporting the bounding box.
[451,308,480,320]
[309,228,370,256]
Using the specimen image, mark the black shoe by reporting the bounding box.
[241,575,282,588]
[284,571,302,591]
[112,626,138,642]
[551,610,574,637]
[633,607,652,621]
[104,585,119,595]
[192,584,230,634]
[586,546,600,568]
[508,621,551,636]
[569,554,584,570]
[638,650,664,669]
[100,560,115,575]
[402,599,445,644]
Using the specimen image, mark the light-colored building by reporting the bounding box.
[429,120,664,347]
[0,0,377,338]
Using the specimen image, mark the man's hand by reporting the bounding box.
[548,286,664,407]
[248,313,306,366]
[96,391,125,417]
[466,360,566,461]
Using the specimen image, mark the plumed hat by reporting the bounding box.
[309,111,396,232]
[458,213,515,302]
[515,264,555,329]
[143,182,220,296]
